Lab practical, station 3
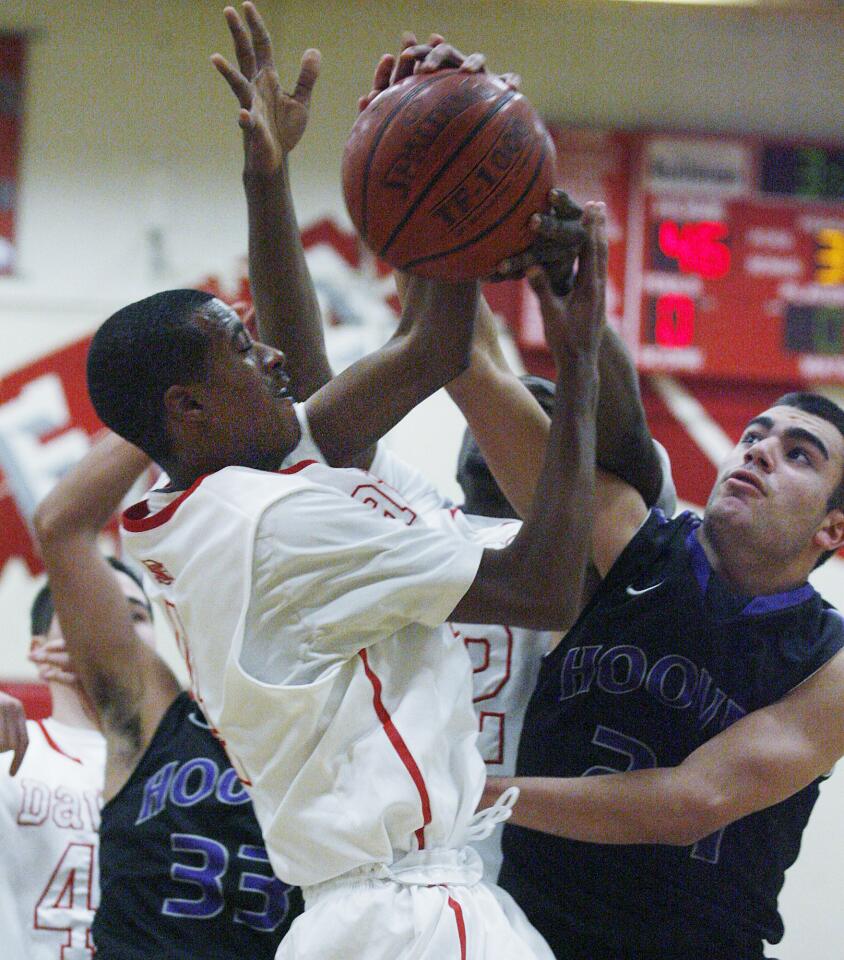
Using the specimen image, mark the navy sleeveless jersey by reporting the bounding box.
[93,692,303,958]
[500,510,844,960]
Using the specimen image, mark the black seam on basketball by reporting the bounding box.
[397,146,548,272]
[378,88,518,257]
[359,72,456,242]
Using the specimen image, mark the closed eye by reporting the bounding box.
[236,331,253,353]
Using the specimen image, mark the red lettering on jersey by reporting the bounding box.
[478,711,505,765]
[18,777,50,825]
[351,483,417,525]
[142,559,174,584]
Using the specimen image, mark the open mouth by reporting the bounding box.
[267,372,292,399]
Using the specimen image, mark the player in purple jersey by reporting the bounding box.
[366,44,844,957]
[439,177,844,958]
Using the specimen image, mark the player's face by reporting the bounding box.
[187,301,300,472]
[705,405,844,563]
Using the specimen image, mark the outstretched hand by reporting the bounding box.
[212,2,320,176]
[0,691,28,776]
[527,201,608,361]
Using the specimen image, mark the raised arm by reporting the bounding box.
[33,435,180,800]
[485,646,844,845]
[448,202,657,576]
[448,210,604,630]
[303,275,479,466]
[212,2,330,400]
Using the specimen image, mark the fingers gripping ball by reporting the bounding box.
[342,69,557,280]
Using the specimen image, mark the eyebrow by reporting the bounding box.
[743,417,830,461]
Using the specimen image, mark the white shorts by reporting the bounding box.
[280,848,553,960]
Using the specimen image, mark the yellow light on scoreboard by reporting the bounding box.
[815,229,844,285]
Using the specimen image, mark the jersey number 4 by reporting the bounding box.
[34,842,96,959]
[587,725,725,864]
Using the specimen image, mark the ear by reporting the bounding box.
[163,384,206,425]
[814,507,844,555]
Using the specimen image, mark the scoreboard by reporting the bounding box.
[540,128,844,384]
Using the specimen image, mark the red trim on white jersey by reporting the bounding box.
[121,460,319,532]
[35,720,82,765]
[358,648,432,850]
[446,895,468,960]
[278,459,317,475]
[122,473,209,532]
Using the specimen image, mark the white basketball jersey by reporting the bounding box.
[0,719,105,960]
[367,444,552,880]
[121,452,505,888]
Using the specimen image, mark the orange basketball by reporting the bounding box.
[342,69,557,280]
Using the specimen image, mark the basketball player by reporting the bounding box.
[0,592,106,959]
[27,8,325,956]
[33,434,303,959]
[433,210,844,956]
[82,143,616,960]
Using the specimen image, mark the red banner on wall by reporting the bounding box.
[0,33,27,275]
[0,337,99,574]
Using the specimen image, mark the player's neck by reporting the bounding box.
[697,524,810,597]
[48,683,100,731]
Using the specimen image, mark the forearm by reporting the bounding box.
[245,165,331,400]
[305,277,479,466]
[498,350,598,626]
[593,327,661,504]
[487,769,714,846]
[452,349,598,628]
[34,433,150,544]
[447,349,548,520]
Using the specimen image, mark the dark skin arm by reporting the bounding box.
[0,692,28,776]
[33,436,180,802]
[448,209,604,630]
[212,2,330,401]
[303,276,479,467]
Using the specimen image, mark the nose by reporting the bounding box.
[259,344,287,371]
[743,437,776,472]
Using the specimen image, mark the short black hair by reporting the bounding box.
[457,375,555,519]
[775,391,844,567]
[87,290,216,462]
[31,557,151,636]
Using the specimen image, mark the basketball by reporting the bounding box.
[341,69,557,280]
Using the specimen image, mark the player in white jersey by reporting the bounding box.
[0,575,145,958]
[86,182,610,956]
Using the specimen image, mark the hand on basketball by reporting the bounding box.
[357,33,517,113]
[527,201,608,361]
[489,189,586,290]
[212,2,320,175]
[0,691,28,776]
[28,637,79,687]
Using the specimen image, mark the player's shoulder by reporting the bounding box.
[818,601,844,644]
[20,717,105,775]
[608,507,697,571]
[200,462,329,510]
